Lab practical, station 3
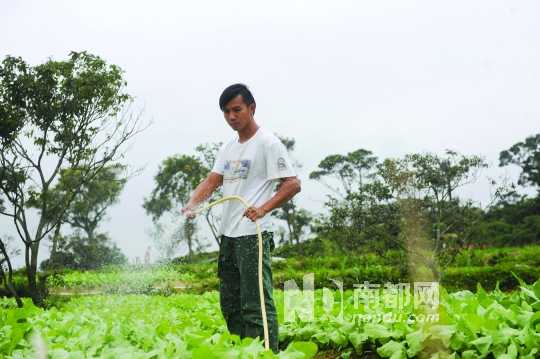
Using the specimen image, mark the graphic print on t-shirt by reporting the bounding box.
[223,159,251,182]
[277,157,287,171]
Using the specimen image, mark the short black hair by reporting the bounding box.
[219,83,255,111]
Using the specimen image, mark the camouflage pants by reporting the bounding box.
[217,231,279,353]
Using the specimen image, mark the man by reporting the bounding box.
[181,83,301,353]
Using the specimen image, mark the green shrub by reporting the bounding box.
[442,263,540,291]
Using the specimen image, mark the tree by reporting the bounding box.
[38,163,130,270]
[400,150,487,249]
[194,143,223,247]
[272,203,312,245]
[269,135,312,245]
[56,164,127,240]
[0,74,24,307]
[310,149,384,251]
[378,150,488,280]
[499,133,540,189]
[0,233,22,307]
[36,163,129,266]
[147,220,178,261]
[310,148,378,197]
[143,154,207,257]
[310,148,378,228]
[314,175,400,254]
[0,52,144,306]
[40,232,127,270]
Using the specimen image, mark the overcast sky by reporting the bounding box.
[1,0,539,266]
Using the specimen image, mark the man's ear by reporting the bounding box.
[250,103,256,116]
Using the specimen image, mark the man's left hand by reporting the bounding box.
[243,206,267,222]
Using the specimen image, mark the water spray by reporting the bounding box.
[192,195,271,351]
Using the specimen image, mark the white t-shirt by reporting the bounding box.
[211,126,297,237]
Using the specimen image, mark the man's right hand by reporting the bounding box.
[180,173,223,220]
[181,205,196,219]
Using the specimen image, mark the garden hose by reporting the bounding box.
[192,195,270,351]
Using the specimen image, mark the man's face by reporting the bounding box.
[223,94,254,132]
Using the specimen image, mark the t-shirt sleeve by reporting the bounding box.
[265,140,297,181]
[211,144,227,175]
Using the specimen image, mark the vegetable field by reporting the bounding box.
[2,276,540,358]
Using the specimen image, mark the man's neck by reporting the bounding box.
[237,121,260,143]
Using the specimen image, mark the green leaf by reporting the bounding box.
[363,323,394,340]
[281,341,318,359]
[328,331,348,346]
[507,341,518,359]
[427,325,456,348]
[530,311,540,329]
[405,330,425,357]
[348,332,368,351]
[191,344,218,359]
[469,335,492,355]
[461,349,480,359]
[532,279,540,300]
[376,340,406,359]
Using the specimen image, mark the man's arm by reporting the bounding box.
[181,172,223,218]
[244,176,301,221]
